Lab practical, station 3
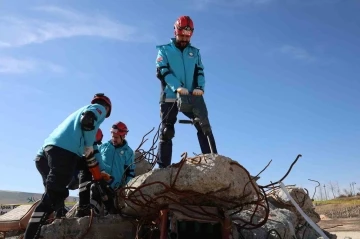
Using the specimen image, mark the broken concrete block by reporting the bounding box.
[120,154,261,217]
[40,214,135,239]
[267,186,321,225]
[134,151,152,177]
[232,204,298,239]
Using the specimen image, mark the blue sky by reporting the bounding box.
[0,0,359,199]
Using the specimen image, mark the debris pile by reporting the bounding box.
[26,152,337,239]
[0,127,337,239]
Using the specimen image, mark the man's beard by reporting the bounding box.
[176,40,189,49]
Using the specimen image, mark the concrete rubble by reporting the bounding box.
[133,151,152,177]
[8,153,338,238]
[40,215,135,239]
[120,154,260,217]
[267,186,321,225]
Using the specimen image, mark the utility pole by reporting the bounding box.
[324,185,328,200]
[350,182,356,195]
[355,182,357,195]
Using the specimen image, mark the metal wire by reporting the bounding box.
[94,98,305,238]
[114,150,304,238]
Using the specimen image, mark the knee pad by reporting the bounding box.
[161,124,175,141]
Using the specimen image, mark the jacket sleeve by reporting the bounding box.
[196,50,205,91]
[156,46,182,92]
[95,145,110,173]
[124,149,135,184]
[82,105,106,147]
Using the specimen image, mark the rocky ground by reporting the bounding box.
[315,197,360,238]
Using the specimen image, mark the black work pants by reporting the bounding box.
[35,155,50,188]
[157,102,217,168]
[44,145,79,195]
[77,157,93,207]
[24,145,80,239]
[35,148,81,191]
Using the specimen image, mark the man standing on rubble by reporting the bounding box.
[75,121,135,217]
[155,16,218,168]
[24,93,112,239]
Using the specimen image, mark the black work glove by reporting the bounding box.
[98,179,115,197]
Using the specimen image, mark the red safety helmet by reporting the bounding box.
[91,93,112,118]
[110,121,129,137]
[95,128,103,144]
[174,16,194,37]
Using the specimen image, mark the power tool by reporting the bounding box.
[176,92,216,155]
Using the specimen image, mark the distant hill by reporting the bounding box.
[0,189,78,204]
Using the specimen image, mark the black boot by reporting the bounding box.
[23,193,53,239]
[55,205,68,219]
[103,199,117,215]
[75,169,93,217]
[75,198,104,217]
[74,205,92,217]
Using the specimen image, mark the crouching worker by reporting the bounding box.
[78,121,136,216]
[24,93,112,239]
[74,128,109,217]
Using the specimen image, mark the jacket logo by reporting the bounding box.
[188,52,194,57]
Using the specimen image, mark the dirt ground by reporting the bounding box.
[316,203,360,238]
[332,231,360,239]
[318,218,360,238]
[318,217,360,232]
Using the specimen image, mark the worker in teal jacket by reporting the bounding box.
[24,93,112,239]
[96,121,135,189]
[86,121,135,215]
[155,16,218,168]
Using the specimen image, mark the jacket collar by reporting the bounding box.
[108,139,128,149]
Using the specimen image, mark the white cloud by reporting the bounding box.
[286,0,342,6]
[0,6,154,48]
[191,0,340,11]
[0,56,65,74]
[280,45,316,63]
[192,0,274,10]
